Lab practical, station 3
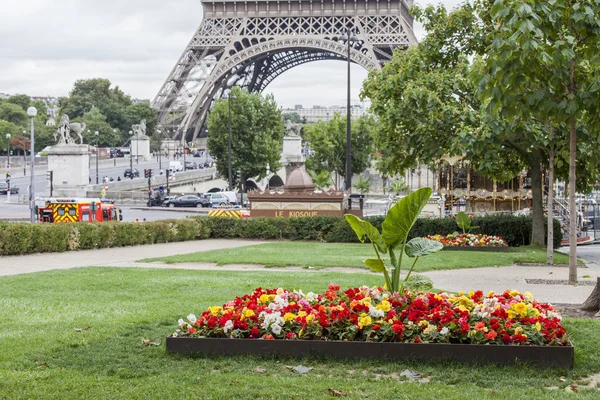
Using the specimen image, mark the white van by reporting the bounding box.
[219,191,238,205]
[169,161,183,172]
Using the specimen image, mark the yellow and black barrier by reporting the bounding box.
[208,209,243,218]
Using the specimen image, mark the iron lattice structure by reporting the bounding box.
[153,0,418,143]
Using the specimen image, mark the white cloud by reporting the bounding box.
[0,0,465,107]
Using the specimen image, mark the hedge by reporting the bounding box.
[0,214,562,256]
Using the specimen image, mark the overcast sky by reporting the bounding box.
[0,0,464,108]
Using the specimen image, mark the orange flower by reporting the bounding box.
[484,330,498,341]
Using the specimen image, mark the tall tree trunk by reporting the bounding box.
[568,58,578,285]
[569,114,577,284]
[547,149,555,264]
[529,151,545,246]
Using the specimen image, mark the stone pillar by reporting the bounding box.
[130,135,151,161]
[46,145,89,197]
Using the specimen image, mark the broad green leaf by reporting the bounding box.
[364,258,386,272]
[405,237,444,258]
[345,214,387,253]
[456,211,471,233]
[382,187,432,249]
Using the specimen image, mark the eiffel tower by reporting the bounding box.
[153,0,418,143]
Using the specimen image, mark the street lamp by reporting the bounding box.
[225,74,239,191]
[5,133,10,203]
[112,129,117,166]
[27,106,37,223]
[94,131,100,184]
[129,130,133,174]
[339,27,358,192]
[22,130,26,176]
[157,130,162,170]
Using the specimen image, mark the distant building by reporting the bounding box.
[281,104,368,123]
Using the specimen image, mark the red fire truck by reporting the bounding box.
[38,198,123,223]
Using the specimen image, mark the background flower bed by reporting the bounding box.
[427,233,508,247]
[176,286,569,347]
[0,214,562,256]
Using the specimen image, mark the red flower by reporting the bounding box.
[263,334,274,340]
[250,327,260,338]
[188,327,197,334]
[484,330,497,341]
[372,324,381,331]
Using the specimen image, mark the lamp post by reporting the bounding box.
[22,130,26,176]
[27,107,37,223]
[113,129,117,166]
[5,133,10,203]
[339,27,358,192]
[136,133,139,164]
[95,131,100,184]
[129,130,133,173]
[157,130,162,171]
[183,141,187,171]
[225,74,239,191]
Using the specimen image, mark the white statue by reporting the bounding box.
[132,119,147,137]
[285,120,301,137]
[54,114,85,145]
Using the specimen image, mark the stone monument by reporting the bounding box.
[46,115,90,197]
[130,120,151,161]
[279,120,305,179]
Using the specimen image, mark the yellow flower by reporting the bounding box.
[434,294,444,301]
[297,311,307,318]
[210,306,222,316]
[244,309,255,318]
[458,291,465,296]
[418,320,429,328]
[512,302,528,317]
[284,313,296,322]
[535,322,542,332]
[259,294,270,304]
[358,313,372,329]
[507,309,517,319]
[509,290,520,297]
[361,297,372,306]
[377,300,391,312]
[488,291,495,297]
[306,314,315,323]
[268,294,276,301]
[423,324,438,335]
[468,291,475,297]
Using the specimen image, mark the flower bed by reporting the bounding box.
[168,285,573,367]
[427,233,508,248]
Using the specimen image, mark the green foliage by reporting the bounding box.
[304,114,375,178]
[283,112,302,124]
[74,107,121,147]
[390,179,407,195]
[308,170,333,190]
[207,87,285,188]
[0,120,20,149]
[0,102,28,126]
[456,211,479,234]
[7,94,31,111]
[346,188,443,292]
[354,176,372,195]
[123,102,158,140]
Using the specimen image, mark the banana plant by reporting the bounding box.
[456,211,479,234]
[345,187,443,293]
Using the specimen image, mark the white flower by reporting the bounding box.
[306,292,318,303]
[271,324,282,335]
[224,320,234,333]
[369,306,385,319]
[178,318,185,327]
[440,327,449,335]
[187,314,197,324]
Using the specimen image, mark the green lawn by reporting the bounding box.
[142,242,575,271]
[1,268,598,399]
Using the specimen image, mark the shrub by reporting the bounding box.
[239,218,287,240]
[287,216,341,241]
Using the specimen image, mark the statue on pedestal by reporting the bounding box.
[131,119,147,137]
[53,115,86,145]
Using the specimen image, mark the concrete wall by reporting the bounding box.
[89,167,217,192]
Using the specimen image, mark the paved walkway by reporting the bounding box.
[1,240,598,305]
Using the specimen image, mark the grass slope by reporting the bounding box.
[0,268,598,399]
[142,242,574,271]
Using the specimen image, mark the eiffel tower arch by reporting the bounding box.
[153,0,418,143]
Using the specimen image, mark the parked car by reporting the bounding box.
[201,193,230,207]
[124,168,140,178]
[185,161,198,170]
[0,181,19,194]
[163,195,208,208]
[169,161,184,172]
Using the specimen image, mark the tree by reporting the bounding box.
[354,175,372,195]
[0,102,28,126]
[0,120,20,150]
[477,0,600,283]
[74,107,121,147]
[308,170,333,190]
[31,100,48,121]
[283,112,302,124]
[207,87,285,188]
[59,78,133,130]
[304,114,375,180]
[123,103,158,143]
[390,179,408,196]
[7,94,31,112]
[11,136,30,155]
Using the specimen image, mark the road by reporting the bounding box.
[0,202,201,222]
[569,244,600,269]
[2,154,212,197]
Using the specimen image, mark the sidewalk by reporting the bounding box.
[0,239,265,277]
[0,239,598,305]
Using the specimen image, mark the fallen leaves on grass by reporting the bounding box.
[73,326,92,332]
[141,338,160,346]
[328,388,346,396]
[286,365,312,375]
